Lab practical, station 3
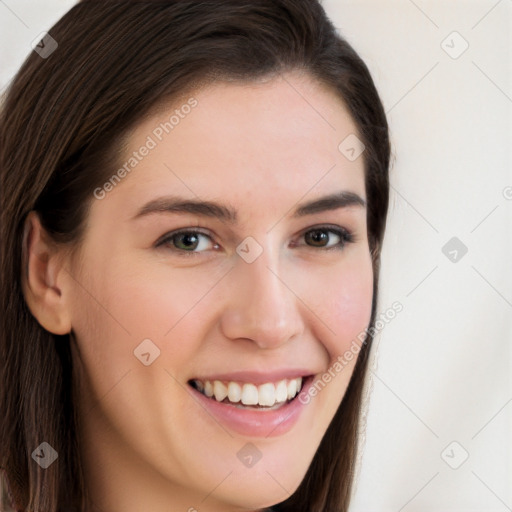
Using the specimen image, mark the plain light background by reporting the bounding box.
[1,1,511,511]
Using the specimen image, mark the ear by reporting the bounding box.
[21,211,72,335]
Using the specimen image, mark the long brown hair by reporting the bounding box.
[0,1,390,510]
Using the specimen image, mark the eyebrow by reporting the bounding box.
[132,191,366,223]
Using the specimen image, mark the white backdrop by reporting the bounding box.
[1,1,511,511]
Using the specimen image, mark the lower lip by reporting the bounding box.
[188,376,314,438]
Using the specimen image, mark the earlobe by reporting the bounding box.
[21,211,72,335]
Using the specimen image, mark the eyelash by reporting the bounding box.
[155,225,355,256]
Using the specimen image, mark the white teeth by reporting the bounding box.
[241,383,259,405]
[194,377,305,407]
[204,380,213,398]
[258,383,276,407]
[213,381,227,401]
[287,379,297,400]
[227,382,241,403]
[275,380,288,402]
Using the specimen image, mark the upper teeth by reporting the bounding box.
[192,377,303,407]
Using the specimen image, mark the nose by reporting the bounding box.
[219,248,305,350]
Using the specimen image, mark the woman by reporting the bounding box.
[0,1,390,511]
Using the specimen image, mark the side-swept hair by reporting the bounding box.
[0,1,390,510]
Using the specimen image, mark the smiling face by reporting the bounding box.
[63,71,373,511]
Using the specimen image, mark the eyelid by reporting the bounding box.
[297,223,352,237]
[155,227,212,246]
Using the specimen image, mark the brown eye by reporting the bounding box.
[302,227,353,250]
[305,229,331,247]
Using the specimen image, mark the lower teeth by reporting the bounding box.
[228,399,289,410]
[198,391,292,409]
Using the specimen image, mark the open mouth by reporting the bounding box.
[188,376,309,410]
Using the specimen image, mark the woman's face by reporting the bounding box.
[65,72,373,511]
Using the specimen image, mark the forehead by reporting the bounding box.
[102,71,366,221]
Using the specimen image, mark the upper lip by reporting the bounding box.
[189,369,315,385]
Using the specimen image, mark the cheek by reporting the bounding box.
[67,257,231,392]
[105,263,230,356]
[300,254,374,359]
[282,254,373,459]
[333,270,373,342]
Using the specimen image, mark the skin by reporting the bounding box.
[23,71,373,511]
